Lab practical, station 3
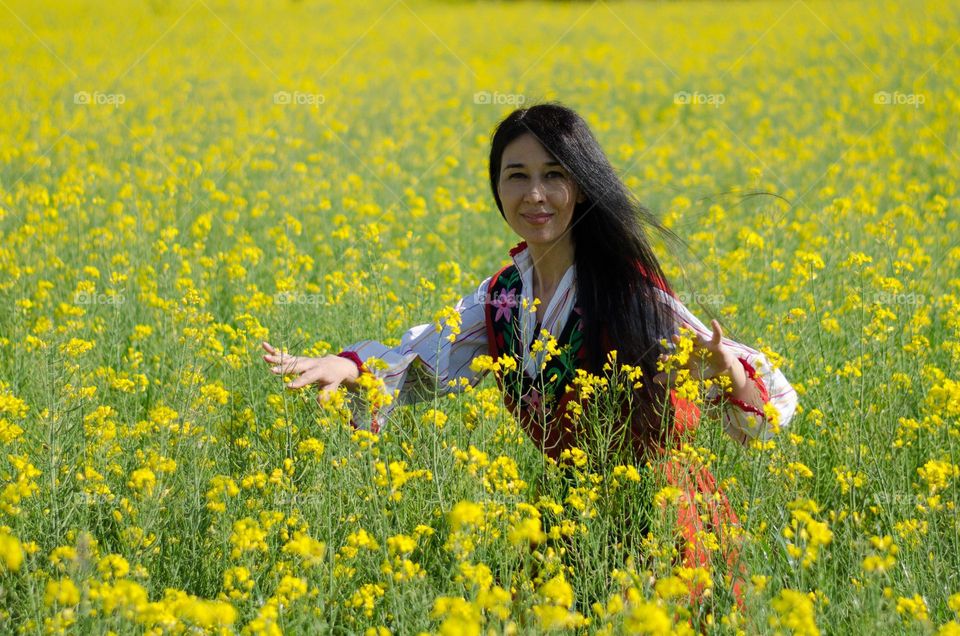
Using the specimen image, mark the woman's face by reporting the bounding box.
[497,133,584,252]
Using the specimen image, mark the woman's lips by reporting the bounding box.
[521,212,553,225]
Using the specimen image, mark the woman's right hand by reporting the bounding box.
[261,342,362,402]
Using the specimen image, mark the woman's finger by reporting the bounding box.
[262,342,295,365]
[263,349,308,366]
[263,353,293,366]
[269,360,303,375]
[286,366,329,390]
[272,357,315,374]
[709,319,724,347]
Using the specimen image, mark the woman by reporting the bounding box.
[261,102,797,607]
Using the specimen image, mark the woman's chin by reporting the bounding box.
[518,232,569,251]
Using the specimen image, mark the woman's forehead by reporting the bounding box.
[501,134,558,167]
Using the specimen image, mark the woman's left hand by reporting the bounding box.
[653,319,743,387]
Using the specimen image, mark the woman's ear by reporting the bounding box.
[576,187,586,204]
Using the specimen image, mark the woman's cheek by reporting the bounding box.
[549,184,574,206]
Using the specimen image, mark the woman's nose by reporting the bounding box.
[523,180,545,202]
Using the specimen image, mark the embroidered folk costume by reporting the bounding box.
[339,241,798,607]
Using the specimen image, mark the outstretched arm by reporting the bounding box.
[654,290,799,444]
[334,276,493,430]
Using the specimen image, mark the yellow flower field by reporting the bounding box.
[1,0,959,633]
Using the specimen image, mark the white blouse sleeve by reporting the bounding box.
[338,276,492,431]
[654,290,799,444]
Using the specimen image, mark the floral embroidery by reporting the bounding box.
[484,264,586,449]
[492,287,519,323]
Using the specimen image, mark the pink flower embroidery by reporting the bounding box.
[492,288,519,322]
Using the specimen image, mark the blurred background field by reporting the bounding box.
[1,0,959,633]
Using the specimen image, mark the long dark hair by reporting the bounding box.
[488,101,685,447]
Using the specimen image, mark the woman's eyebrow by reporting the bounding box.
[503,160,563,170]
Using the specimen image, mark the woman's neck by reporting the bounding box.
[527,238,575,298]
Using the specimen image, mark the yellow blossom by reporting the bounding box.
[769,589,819,635]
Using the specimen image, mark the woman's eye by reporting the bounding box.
[506,171,564,180]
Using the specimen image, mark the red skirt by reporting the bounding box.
[658,390,748,613]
